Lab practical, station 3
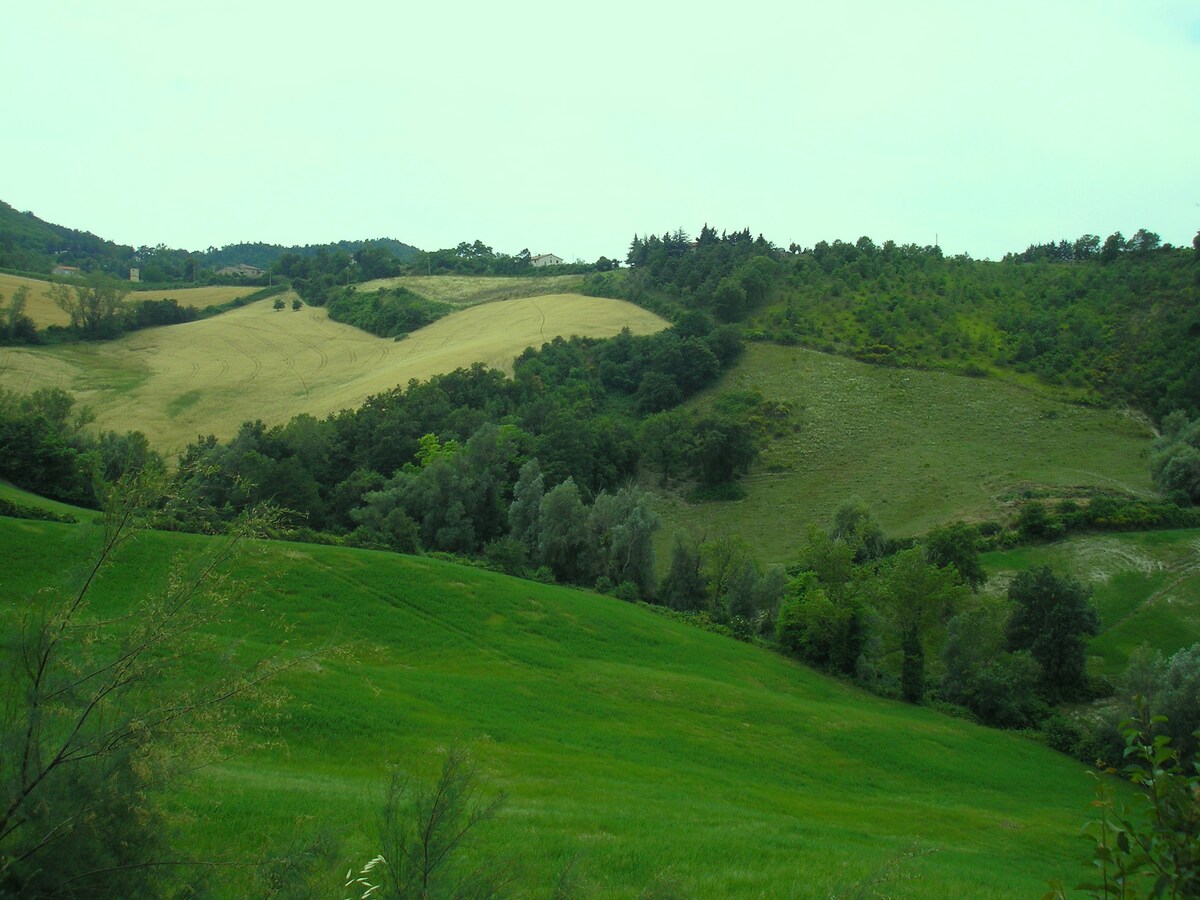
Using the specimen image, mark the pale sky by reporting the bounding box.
[3,1,1197,261]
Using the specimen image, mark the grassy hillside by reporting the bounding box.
[358,273,586,306]
[983,529,1200,675]
[0,271,259,328]
[0,294,667,456]
[655,344,1155,565]
[0,514,1119,897]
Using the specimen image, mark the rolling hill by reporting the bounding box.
[0,293,668,456]
[655,343,1155,565]
[0,508,1121,897]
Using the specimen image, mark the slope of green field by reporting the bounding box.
[982,529,1200,675]
[0,272,259,328]
[0,480,98,521]
[0,515,1119,897]
[0,294,667,457]
[358,273,585,306]
[656,344,1154,565]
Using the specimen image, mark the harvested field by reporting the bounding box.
[0,292,666,456]
[357,273,585,306]
[0,272,258,328]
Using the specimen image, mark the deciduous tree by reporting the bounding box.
[1006,566,1098,702]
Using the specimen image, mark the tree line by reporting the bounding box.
[589,223,1198,424]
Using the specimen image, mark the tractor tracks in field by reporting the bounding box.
[220,332,263,385]
[531,298,547,343]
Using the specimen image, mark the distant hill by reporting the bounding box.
[0,200,131,275]
[202,237,420,270]
[0,200,420,282]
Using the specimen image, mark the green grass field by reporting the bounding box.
[0,513,1123,897]
[655,344,1155,565]
[982,529,1200,675]
[0,479,99,520]
[0,294,666,457]
[0,272,259,328]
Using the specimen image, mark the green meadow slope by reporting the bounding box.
[1,512,1119,897]
[657,343,1154,565]
[983,528,1200,675]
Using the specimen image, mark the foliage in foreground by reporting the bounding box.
[347,746,509,900]
[1048,711,1200,899]
[0,475,287,897]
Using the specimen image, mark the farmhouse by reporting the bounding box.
[216,263,265,277]
[52,264,81,277]
[531,253,563,268]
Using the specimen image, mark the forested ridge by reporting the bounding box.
[0,199,418,284]
[584,225,1200,424]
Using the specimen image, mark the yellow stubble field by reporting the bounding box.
[0,292,667,457]
[356,273,585,306]
[0,272,260,328]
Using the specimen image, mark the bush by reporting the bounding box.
[1049,713,1200,899]
[1043,713,1084,756]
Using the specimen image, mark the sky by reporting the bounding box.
[2,1,1197,262]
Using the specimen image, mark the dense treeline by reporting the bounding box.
[0,388,162,505]
[583,225,781,321]
[587,224,1198,424]
[768,504,1200,775]
[0,199,417,285]
[410,240,600,276]
[165,316,748,550]
[755,232,1200,423]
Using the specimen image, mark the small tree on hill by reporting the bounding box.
[659,534,708,611]
[357,746,509,900]
[873,548,967,703]
[49,272,129,335]
[1006,566,1098,702]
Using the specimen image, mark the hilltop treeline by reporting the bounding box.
[767,233,1199,422]
[0,200,418,284]
[586,224,1200,423]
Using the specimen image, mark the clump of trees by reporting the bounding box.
[326,286,453,338]
[0,284,36,344]
[0,387,161,505]
[1150,412,1200,506]
[773,505,1110,719]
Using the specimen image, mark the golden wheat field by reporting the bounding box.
[0,273,259,328]
[357,273,585,305]
[0,292,667,456]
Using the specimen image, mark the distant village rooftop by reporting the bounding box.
[530,253,562,268]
